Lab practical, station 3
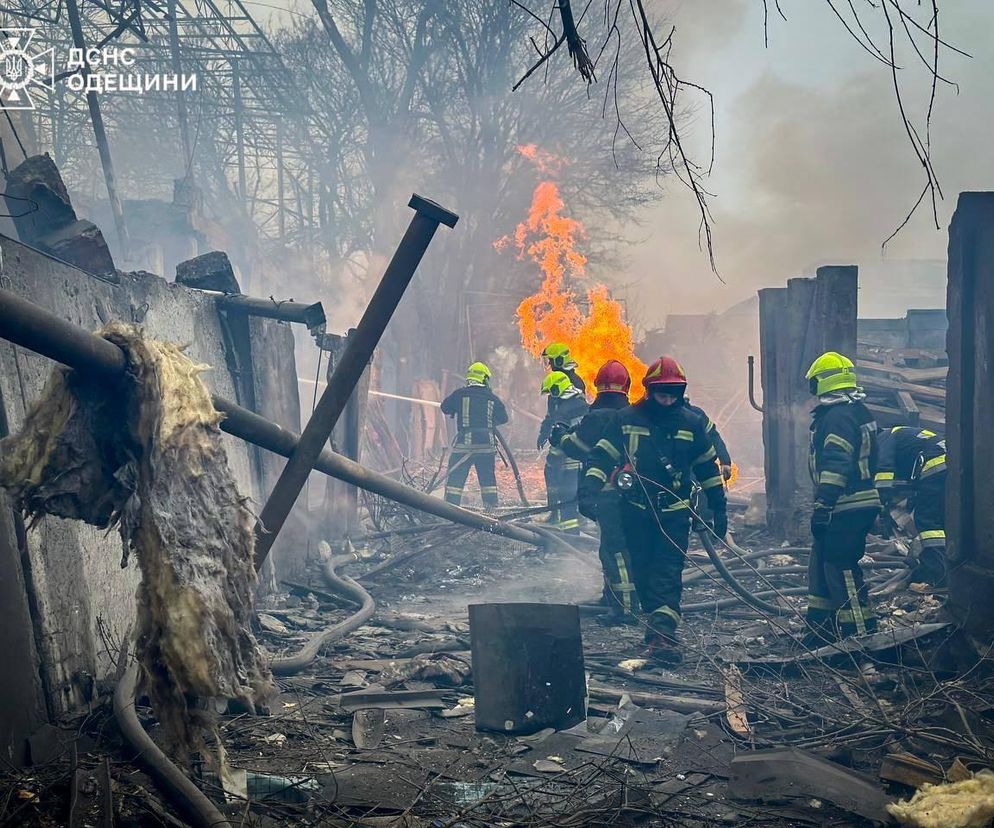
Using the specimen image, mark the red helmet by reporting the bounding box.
[642,355,687,389]
[594,360,631,394]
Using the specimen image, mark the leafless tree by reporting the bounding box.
[279,0,672,384]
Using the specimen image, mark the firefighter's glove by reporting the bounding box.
[711,508,728,540]
[549,422,569,447]
[721,464,733,481]
[810,505,833,538]
[578,495,598,521]
[536,434,546,450]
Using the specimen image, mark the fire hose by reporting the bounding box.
[271,556,376,675]
[495,428,530,507]
[696,528,795,616]
[114,661,231,828]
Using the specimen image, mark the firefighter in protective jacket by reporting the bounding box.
[875,426,947,585]
[580,356,727,662]
[805,352,881,642]
[551,360,639,621]
[538,371,589,532]
[440,362,508,509]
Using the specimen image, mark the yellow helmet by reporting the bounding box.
[541,371,573,397]
[466,361,492,386]
[805,351,857,396]
[541,342,575,370]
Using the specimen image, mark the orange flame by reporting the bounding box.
[499,163,646,397]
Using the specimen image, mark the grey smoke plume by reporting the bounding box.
[629,0,994,321]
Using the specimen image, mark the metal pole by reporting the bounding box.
[747,355,764,413]
[0,288,542,553]
[252,194,458,569]
[276,124,285,239]
[166,0,193,173]
[232,61,247,204]
[64,0,130,257]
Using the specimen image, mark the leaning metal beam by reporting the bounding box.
[252,195,459,570]
[0,288,544,550]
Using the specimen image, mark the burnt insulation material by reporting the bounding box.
[0,323,272,757]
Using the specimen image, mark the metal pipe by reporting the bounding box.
[0,288,544,551]
[747,355,764,413]
[214,293,326,331]
[253,194,459,570]
[64,0,130,257]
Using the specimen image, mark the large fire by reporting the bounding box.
[499,152,646,397]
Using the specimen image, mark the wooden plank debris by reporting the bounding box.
[729,747,895,824]
[723,666,753,737]
[741,622,950,665]
[587,683,724,715]
[334,687,449,712]
[879,752,944,788]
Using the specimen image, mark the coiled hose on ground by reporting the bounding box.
[114,554,375,824]
[271,556,377,675]
[695,529,809,616]
[114,662,232,828]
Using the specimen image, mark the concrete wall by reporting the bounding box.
[0,234,301,726]
[759,266,858,540]
[945,193,994,644]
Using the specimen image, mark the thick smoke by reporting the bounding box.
[629,0,994,321]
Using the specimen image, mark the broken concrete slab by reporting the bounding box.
[40,220,116,277]
[4,155,117,277]
[4,154,77,238]
[175,250,240,293]
[729,747,895,824]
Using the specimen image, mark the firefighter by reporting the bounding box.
[440,362,508,509]
[875,426,947,586]
[685,396,734,482]
[541,343,586,393]
[551,359,639,622]
[538,371,589,532]
[805,352,881,644]
[579,356,727,663]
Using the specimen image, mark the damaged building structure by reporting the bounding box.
[2,150,994,826]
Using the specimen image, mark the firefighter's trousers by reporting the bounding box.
[596,490,639,617]
[544,449,581,532]
[445,449,498,508]
[807,508,878,639]
[621,502,690,639]
[911,471,946,586]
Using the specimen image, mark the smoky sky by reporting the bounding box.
[625,0,994,322]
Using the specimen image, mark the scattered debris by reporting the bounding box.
[335,687,448,712]
[880,752,945,788]
[723,665,753,737]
